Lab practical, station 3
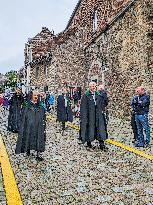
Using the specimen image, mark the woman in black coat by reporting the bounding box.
[57,88,73,132]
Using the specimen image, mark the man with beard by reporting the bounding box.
[79,82,108,151]
[15,91,46,161]
[7,88,24,133]
[57,88,73,133]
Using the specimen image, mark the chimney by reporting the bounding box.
[42,27,47,31]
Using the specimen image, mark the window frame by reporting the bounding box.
[93,9,98,33]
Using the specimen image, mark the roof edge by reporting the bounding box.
[65,0,82,30]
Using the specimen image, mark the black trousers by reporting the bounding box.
[131,113,138,140]
[61,107,69,130]
[62,122,66,130]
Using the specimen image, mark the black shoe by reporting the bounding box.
[87,142,92,148]
[12,129,18,133]
[144,143,151,148]
[100,145,108,152]
[26,150,30,156]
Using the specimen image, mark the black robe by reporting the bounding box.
[80,90,108,144]
[15,101,46,154]
[57,94,73,123]
[8,93,24,132]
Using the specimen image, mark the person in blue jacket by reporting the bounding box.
[131,87,150,148]
[48,93,55,112]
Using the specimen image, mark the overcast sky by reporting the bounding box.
[0,0,79,74]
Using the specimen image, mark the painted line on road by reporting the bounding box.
[66,122,80,131]
[47,115,153,161]
[106,139,153,161]
[0,136,23,205]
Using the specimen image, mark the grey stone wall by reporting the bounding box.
[85,0,153,117]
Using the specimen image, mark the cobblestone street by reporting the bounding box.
[0,108,153,205]
[0,168,6,205]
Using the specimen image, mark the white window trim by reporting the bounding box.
[93,10,98,33]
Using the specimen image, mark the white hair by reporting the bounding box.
[32,90,39,95]
[89,81,97,87]
[98,84,105,91]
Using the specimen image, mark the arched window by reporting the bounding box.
[93,10,98,33]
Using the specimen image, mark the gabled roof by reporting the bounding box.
[28,27,54,44]
[65,0,83,30]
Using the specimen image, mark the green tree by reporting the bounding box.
[4,70,17,90]
[0,70,17,93]
[4,70,17,91]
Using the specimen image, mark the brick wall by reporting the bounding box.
[85,0,153,117]
[24,27,55,64]
[24,0,153,117]
[66,0,132,45]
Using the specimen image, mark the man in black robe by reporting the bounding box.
[8,88,24,133]
[57,88,73,133]
[15,91,46,161]
[79,82,108,151]
[98,84,109,125]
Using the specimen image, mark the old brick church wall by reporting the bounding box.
[85,0,153,117]
[27,0,135,93]
[66,0,133,44]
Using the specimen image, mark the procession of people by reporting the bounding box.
[2,81,151,162]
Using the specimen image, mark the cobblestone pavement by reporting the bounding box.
[73,115,153,155]
[0,167,6,205]
[0,108,153,205]
[107,116,153,155]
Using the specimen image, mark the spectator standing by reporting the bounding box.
[131,87,150,147]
